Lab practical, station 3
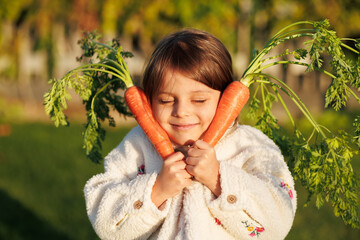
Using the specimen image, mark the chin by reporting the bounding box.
[170,136,197,146]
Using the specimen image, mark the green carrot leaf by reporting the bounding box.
[44,31,134,163]
[294,48,308,60]
[242,19,360,228]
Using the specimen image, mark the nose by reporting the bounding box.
[172,100,190,117]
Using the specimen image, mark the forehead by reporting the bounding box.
[159,70,212,93]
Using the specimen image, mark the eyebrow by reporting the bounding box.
[190,90,213,93]
[157,90,213,95]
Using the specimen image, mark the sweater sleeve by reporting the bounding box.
[206,125,297,240]
[84,127,171,240]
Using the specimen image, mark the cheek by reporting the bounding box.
[204,93,221,123]
[199,103,218,125]
[151,104,169,124]
[151,105,161,122]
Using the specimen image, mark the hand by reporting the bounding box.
[151,152,193,208]
[185,140,221,196]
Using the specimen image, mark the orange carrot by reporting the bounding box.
[202,81,250,146]
[125,82,248,161]
[125,86,174,159]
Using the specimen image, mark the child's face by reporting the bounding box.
[151,70,221,146]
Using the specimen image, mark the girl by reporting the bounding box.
[84,29,297,240]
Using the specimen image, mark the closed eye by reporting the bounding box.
[192,99,207,103]
[159,99,174,104]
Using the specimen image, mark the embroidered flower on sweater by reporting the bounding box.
[214,217,222,225]
[280,181,294,199]
[242,220,264,237]
[137,164,145,176]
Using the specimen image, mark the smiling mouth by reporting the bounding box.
[171,123,198,130]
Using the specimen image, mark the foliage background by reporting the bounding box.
[0,0,360,239]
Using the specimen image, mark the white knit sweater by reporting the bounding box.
[84,124,296,240]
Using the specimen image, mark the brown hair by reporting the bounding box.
[142,29,233,101]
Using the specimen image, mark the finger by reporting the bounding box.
[185,164,196,176]
[164,151,185,163]
[187,147,204,157]
[174,160,187,170]
[185,156,199,166]
[182,163,194,178]
[193,139,212,150]
[180,169,193,179]
[166,160,187,174]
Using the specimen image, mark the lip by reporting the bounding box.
[170,123,199,130]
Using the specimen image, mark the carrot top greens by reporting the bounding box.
[44,20,360,228]
[241,19,360,229]
[44,32,134,163]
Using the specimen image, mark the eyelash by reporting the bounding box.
[159,99,174,104]
[159,99,206,104]
[192,99,206,103]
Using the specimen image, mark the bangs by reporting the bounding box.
[142,29,233,101]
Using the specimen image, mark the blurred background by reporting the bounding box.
[0,0,359,239]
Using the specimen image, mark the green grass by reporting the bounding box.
[0,123,131,240]
[0,119,359,239]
